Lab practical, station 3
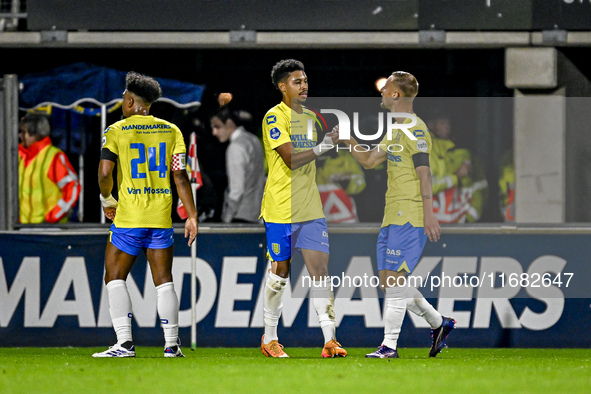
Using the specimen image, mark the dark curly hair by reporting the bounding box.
[270,59,305,90]
[125,71,162,105]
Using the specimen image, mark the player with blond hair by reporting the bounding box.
[341,71,455,358]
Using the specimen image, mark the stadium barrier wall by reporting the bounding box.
[0,226,589,348]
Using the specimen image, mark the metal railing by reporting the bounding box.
[0,0,26,31]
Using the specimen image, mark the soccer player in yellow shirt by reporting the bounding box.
[93,71,198,358]
[259,59,346,358]
[341,72,455,358]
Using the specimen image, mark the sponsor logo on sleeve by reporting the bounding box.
[266,115,277,125]
[416,139,428,152]
[270,127,281,140]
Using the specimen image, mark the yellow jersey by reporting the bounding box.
[380,113,432,228]
[102,114,186,228]
[260,102,324,223]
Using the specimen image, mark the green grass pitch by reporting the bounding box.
[1,347,589,393]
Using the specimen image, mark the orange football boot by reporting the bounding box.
[321,339,347,358]
[261,335,289,358]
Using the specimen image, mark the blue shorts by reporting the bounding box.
[376,223,427,273]
[265,219,330,262]
[109,224,174,256]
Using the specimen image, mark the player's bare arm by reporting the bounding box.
[98,159,117,221]
[416,165,441,242]
[275,130,337,171]
[331,124,386,169]
[343,136,387,169]
[173,169,198,246]
[275,141,315,170]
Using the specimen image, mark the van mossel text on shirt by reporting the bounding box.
[127,187,171,194]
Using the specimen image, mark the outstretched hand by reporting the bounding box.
[330,125,341,143]
[185,217,198,246]
[326,130,338,145]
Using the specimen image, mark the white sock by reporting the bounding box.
[263,271,287,344]
[107,279,133,344]
[406,286,443,329]
[382,286,407,350]
[156,282,180,347]
[311,279,336,344]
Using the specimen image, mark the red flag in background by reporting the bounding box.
[188,132,203,189]
[177,132,203,220]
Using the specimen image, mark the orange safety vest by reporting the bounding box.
[503,188,515,222]
[18,137,80,223]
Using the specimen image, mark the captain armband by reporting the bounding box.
[171,153,186,171]
[100,148,118,162]
[412,152,430,168]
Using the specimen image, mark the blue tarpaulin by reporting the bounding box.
[16,62,205,222]
[19,62,205,111]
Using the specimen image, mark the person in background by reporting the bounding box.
[316,149,366,223]
[18,112,80,224]
[498,149,515,222]
[211,102,265,223]
[427,113,488,223]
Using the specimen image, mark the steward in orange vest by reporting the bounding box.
[18,113,80,223]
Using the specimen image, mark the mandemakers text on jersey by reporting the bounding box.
[122,124,172,131]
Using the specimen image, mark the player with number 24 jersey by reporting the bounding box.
[102,115,186,228]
